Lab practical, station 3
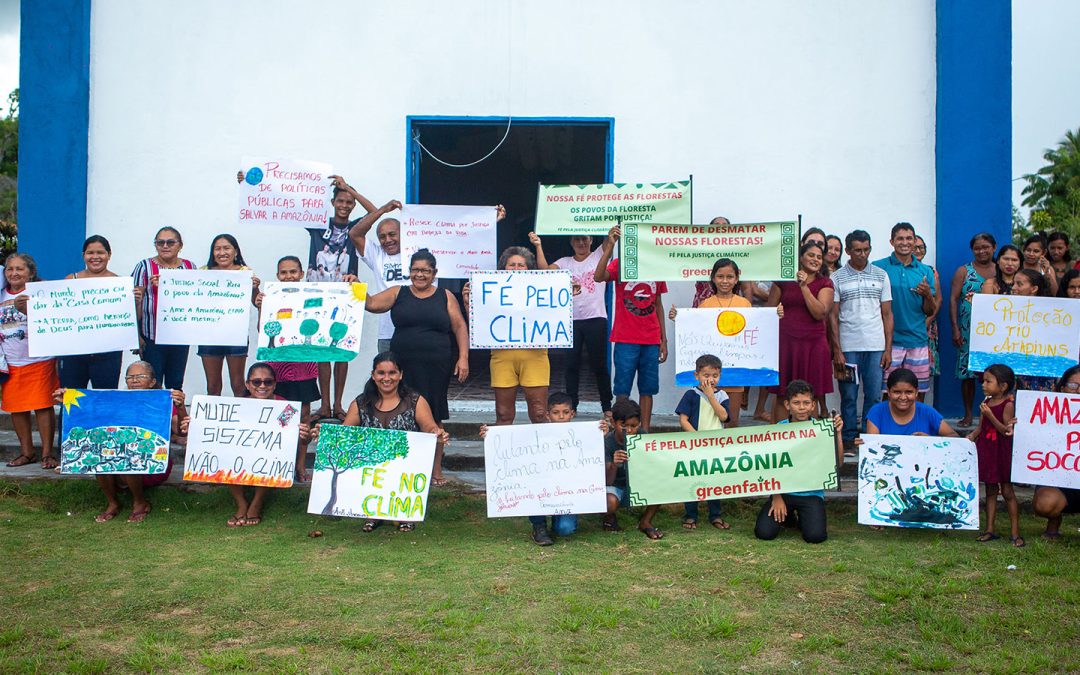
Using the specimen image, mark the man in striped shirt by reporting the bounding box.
[829,230,893,450]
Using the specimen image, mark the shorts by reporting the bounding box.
[197,344,249,358]
[883,345,931,393]
[606,485,629,507]
[612,342,660,396]
[490,349,550,388]
[274,378,322,404]
[1064,487,1080,514]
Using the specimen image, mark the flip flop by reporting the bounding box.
[710,518,732,530]
[397,522,415,532]
[227,515,245,527]
[6,455,35,467]
[1010,535,1026,548]
[976,532,1001,542]
[602,517,623,532]
[681,517,698,530]
[431,477,448,487]
[1041,531,1062,541]
[94,510,120,523]
[127,504,152,523]
[638,526,664,540]
[40,456,59,470]
[243,515,262,527]
[362,520,382,532]
[333,410,347,422]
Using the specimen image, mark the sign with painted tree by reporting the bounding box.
[256,282,367,362]
[307,424,437,522]
[60,389,173,475]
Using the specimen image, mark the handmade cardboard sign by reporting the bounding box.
[1012,390,1080,490]
[256,282,366,362]
[60,389,172,475]
[183,395,301,488]
[619,221,798,282]
[308,425,437,522]
[625,421,839,506]
[398,205,497,278]
[238,156,332,227]
[968,294,1079,377]
[26,277,138,357]
[857,434,979,529]
[155,269,253,346]
[483,421,607,517]
[468,270,573,349]
[535,181,692,235]
[674,308,779,387]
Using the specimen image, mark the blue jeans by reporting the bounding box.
[59,351,123,389]
[684,499,723,522]
[142,337,190,391]
[528,515,578,536]
[838,350,883,442]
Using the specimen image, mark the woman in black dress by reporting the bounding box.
[365,249,469,485]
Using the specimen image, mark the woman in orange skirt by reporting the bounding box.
[2,253,61,469]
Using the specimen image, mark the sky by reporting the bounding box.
[0,1,1075,212]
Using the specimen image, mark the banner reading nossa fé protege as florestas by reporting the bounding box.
[534,181,692,235]
[619,221,798,282]
[625,420,838,506]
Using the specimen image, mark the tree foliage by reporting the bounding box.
[0,88,17,250]
[1021,127,1080,244]
[314,425,410,473]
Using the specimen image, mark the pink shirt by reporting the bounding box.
[553,247,607,321]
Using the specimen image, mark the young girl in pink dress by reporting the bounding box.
[969,364,1022,546]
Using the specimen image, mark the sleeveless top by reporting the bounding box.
[354,391,420,432]
[390,286,452,361]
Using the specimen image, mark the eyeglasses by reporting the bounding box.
[1063,382,1080,392]
[125,374,152,381]
[248,378,275,387]
[410,267,434,276]
[913,245,927,252]
[154,239,180,247]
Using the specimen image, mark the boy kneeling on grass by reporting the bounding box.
[676,353,732,530]
[753,380,842,544]
[603,399,665,540]
[480,391,609,546]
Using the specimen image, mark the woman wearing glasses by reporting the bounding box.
[53,360,186,522]
[365,249,469,486]
[131,227,197,390]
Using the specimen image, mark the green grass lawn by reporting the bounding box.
[1,479,1077,673]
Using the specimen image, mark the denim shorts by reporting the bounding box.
[612,342,660,396]
[606,485,629,507]
[197,344,249,358]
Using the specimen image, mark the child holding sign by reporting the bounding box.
[676,354,731,530]
[754,380,842,544]
[603,399,664,539]
[967,364,1023,547]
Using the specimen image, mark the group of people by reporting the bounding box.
[0,178,1076,544]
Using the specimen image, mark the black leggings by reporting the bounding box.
[754,494,827,544]
[565,317,613,412]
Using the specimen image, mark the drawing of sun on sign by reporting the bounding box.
[673,308,779,387]
[60,389,173,475]
[857,435,979,530]
[257,282,367,362]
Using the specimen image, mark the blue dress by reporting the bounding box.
[955,264,987,380]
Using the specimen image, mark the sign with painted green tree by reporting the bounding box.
[534,180,692,235]
[307,424,437,522]
[256,282,367,362]
[625,420,838,506]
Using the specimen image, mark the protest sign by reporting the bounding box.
[674,308,779,387]
[60,390,172,475]
[256,282,366,362]
[625,420,838,506]
[26,277,138,357]
[857,435,979,530]
[308,424,437,521]
[968,294,1079,376]
[535,181,692,235]
[238,156,331,227]
[619,221,798,282]
[399,205,497,278]
[1012,390,1080,490]
[155,269,253,346]
[468,270,573,349]
[483,421,607,518]
[183,395,300,488]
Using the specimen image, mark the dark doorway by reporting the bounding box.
[407,117,614,405]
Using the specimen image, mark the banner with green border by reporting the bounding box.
[625,420,838,506]
[619,221,798,282]
[534,181,692,235]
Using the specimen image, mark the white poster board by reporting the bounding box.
[183,395,300,488]
[399,205,498,278]
[673,307,779,387]
[256,282,366,362]
[484,421,607,517]
[238,156,332,228]
[26,277,138,357]
[155,269,253,346]
[468,270,573,349]
[308,425,437,522]
[857,434,979,530]
[1012,390,1080,490]
[968,294,1080,377]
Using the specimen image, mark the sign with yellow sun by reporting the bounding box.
[673,308,779,387]
[256,282,367,362]
[60,389,173,475]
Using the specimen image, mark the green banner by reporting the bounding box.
[534,181,692,235]
[625,420,838,506]
[619,221,798,282]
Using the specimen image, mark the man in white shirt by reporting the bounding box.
[350,199,412,353]
[829,230,893,450]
